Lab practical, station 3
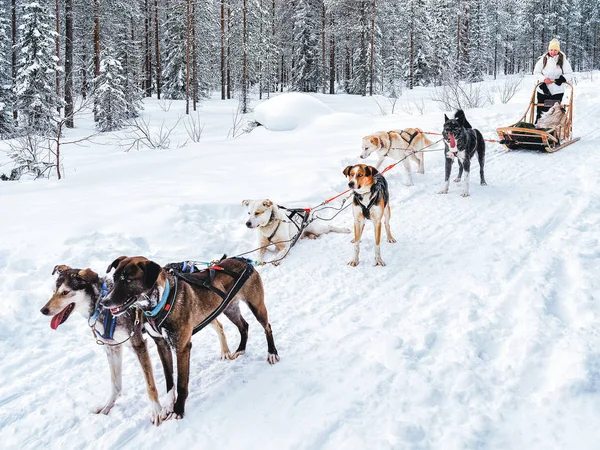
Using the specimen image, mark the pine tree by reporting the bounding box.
[94,51,129,131]
[162,0,188,99]
[292,0,320,92]
[14,1,62,135]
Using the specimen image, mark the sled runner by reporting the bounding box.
[496,82,580,152]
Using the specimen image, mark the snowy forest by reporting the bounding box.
[0,0,599,140]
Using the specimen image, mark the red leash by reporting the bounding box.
[423,130,499,143]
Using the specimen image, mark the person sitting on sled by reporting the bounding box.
[533,38,573,122]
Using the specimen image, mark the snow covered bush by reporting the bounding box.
[94,53,130,132]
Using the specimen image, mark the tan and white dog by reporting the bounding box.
[360,128,432,186]
[343,164,396,267]
[242,199,350,265]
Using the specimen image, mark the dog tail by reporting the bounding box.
[455,110,473,129]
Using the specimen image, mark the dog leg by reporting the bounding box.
[92,345,123,415]
[438,158,452,194]
[223,302,249,359]
[245,300,280,365]
[349,216,366,266]
[478,144,487,186]
[153,337,176,421]
[210,319,232,360]
[454,162,463,183]
[402,157,414,186]
[384,205,396,243]
[373,218,385,267]
[271,242,291,266]
[412,151,425,174]
[131,335,163,426]
[168,333,193,420]
[461,159,471,197]
[327,225,351,234]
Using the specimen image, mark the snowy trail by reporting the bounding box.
[1,74,600,449]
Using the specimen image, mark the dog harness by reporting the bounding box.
[88,282,118,340]
[152,257,255,336]
[142,277,178,334]
[352,173,390,220]
[277,205,312,249]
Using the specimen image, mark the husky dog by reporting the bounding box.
[535,102,567,131]
[439,110,487,197]
[242,199,350,265]
[101,256,279,420]
[360,128,431,186]
[40,265,232,425]
[343,164,396,267]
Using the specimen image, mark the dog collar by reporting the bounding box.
[145,280,171,317]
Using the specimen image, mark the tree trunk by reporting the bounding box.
[321,3,326,94]
[185,0,190,114]
[144,0,152,96]
[369,0,375,95]
[11,0,16,120]
[329,14,335,95]
[93,0,100,120]
[55,0,61,112]
[227,6,232,99]
[154,0,161,99]
[220,0,226,99]
[192,0,197,110]
[65,0,74,127]
[242,0,248,113]
[409,19,414,89]
[360,0,367,96]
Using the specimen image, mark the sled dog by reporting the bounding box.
[40,265,232,425]
[360,128,431,185]
[242,199,350,265]
[343,164,396,267]
[439,110,487,197]
[101,255,279,420]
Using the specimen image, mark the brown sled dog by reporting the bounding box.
[101,256,279,420]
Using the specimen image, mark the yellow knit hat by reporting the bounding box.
[548,39,560,51]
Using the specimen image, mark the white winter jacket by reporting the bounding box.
[533,51,573,95]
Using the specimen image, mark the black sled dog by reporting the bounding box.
[439,110,487,197]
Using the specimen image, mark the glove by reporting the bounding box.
[539,83,551,95]
[554,75,566,86]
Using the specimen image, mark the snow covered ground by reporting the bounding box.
[1,73,600,449]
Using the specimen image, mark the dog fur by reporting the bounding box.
[535,101,567,131]
[360,128,430,186]
[242,199,350,265]
[343,164,396,266]
[101,256,279,420]
[40,265,232,425]
[439,110,487,197]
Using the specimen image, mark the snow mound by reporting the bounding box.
[254,93,333,131]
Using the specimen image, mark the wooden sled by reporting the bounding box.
[496,82,579,152]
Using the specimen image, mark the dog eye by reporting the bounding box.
[357,174,363,177]
[255,212,260,216]
[62,290,70,296]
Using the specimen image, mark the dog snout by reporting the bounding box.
[246,221,253,228]
[40,306,50,315]
[348,181,355,188]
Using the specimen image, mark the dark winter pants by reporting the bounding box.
[536,92,564,122]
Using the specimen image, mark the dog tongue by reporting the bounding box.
[449,134,456,148]
[50,304,73,330]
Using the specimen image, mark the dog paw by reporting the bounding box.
[374,258,386,267]
[267,353,280,365]
[453,178,461,183]
[404,181,414,187]
[231,350,246,359]
[438,189,448,195]
[481,181,487,186]
[220,351,233,360]
[348,260,359,267]
[91,403,114,415]
[387,237,397,243]
[461,192,470,197]
[417,169,424,174]
[271,260,281,266]
[150,402,162,426]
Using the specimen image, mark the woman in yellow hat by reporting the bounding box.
[533,38,573,121]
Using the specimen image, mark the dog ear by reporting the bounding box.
[365,166,379,177]
[77,268,100,283]
[141,260,162,289]
[106,256,127,274]
[343,165,353,177]
[242,199,250,207]
[378,137,385,149]
[444,114,449,122]
[52,264,71,275]
[263,199,273,208]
